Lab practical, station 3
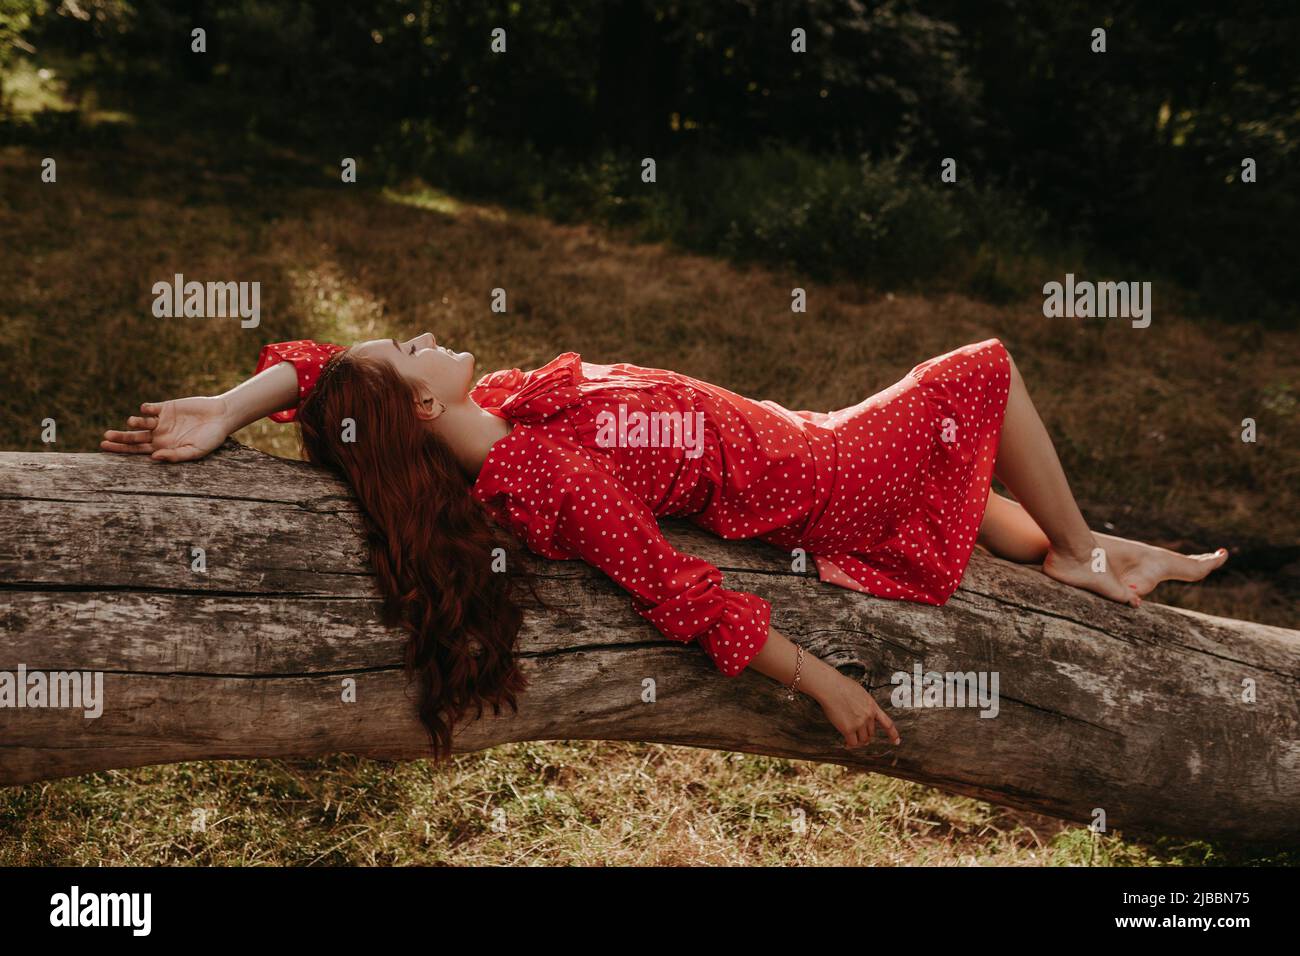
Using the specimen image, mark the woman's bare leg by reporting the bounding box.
[979,488,1228,598]
[977,491,1049,563]
[986,351,1227,603]
[991,352,1139,604]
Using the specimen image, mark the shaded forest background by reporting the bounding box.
[3,0,1297,322]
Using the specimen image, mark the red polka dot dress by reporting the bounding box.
[255,340,347,421]
[257,338,1011,678]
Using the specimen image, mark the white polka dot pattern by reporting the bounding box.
[254,339,347,422]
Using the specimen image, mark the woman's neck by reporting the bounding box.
[434,400,514,477]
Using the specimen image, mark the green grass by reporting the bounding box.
[7,747,1293,866]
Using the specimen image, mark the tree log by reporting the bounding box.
[2,442,1298,846]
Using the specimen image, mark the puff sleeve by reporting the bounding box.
[254,339,347,422]
[472,429,771,676]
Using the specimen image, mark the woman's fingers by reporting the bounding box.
[151,445,201,463]
[843,713,902,749]
[875,708,901,744]
[103,429,153,444]
[140,402,164,416]
[100,439,153,455]
[101,439,197,460]
[126,415,159,429]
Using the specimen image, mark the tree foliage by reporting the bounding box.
[8,0,1298,317]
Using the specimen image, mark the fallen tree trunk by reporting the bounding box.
[2,442,1298,846]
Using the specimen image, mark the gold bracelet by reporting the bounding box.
[786,644,805,700]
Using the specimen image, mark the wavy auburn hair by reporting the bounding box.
[297,351,530,760]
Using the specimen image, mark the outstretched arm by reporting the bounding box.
[100,361,300,461]
[102,339,344,461]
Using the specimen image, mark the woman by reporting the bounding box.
[101,334,1228,756]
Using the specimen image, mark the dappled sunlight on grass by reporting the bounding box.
[381,179,508,221]
[228,262,393,459]
[381,182,465,217]
[284,261,388,343]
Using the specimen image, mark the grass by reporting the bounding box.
[6,748,1290,867]
[1,61,1298,866]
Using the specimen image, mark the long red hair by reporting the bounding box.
[297,351,530,760]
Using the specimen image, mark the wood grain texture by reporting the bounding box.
[2,442,1298,845]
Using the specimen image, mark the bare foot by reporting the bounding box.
[1097,534,1229,597]
[1043,541,1142,607]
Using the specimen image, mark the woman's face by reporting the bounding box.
[350,332,476,408]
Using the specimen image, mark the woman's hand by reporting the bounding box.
[100,396,233,462]
[815,671,901,749]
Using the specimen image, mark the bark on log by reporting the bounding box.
[2,442,1298,846]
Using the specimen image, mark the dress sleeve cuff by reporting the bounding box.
[638,585,772,677]
[254,340,345,422]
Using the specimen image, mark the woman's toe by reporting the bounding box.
[1172,549,1228,582]
[1102,574,1139,604]
[1123,573,1157,597]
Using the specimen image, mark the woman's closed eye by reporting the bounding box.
[409,343,416,355]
